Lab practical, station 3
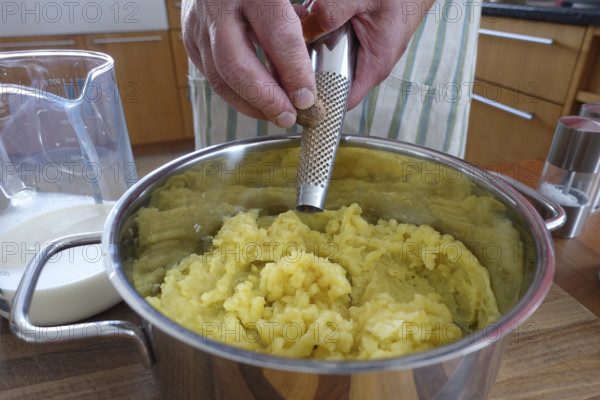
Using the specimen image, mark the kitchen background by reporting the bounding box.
[1,2,599,397]
[1,0,194,175]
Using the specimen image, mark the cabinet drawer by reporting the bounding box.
[84,32,184,145]
[477,17,585,104]
[577,27,600,104]
[180,87,195,139]
[465,81,562,165]
[588,37,600,94]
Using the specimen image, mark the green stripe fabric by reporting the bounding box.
[256,46,270,137]
[204,81,213,147]
[415,0,450,147]
[226,105,237,142]
[443,1,474,155]
[387,17,428,140]
[257,119,269,136]
[359,85,380,135]
[458,103,469,155]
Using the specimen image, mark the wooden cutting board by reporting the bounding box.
[489,284,600,399]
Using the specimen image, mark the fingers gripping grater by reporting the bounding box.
[296,23,356,213]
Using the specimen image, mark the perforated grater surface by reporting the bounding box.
[296,23,356,213]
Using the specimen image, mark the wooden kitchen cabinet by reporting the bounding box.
[166,0,182,30]
[168,0,195,140]
[84,31,184,145]
[466,81,563,165]
[179,88,195,138]
[585,29,600,94]
[171,30,189,88]
[465,17,595,165]
[563,26,600,114]
[0,31,187,146]
[0,1,193,146]
[475,18,585,104]
[171,30,195,139]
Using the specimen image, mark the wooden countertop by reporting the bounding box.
[1,160,599,399]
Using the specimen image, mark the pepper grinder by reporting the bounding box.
[579,103,600,213]
[537,116,600,238]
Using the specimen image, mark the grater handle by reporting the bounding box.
[296,23,356,214]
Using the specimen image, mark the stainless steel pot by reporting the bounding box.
[11,135,565,399]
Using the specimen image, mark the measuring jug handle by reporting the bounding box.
[9,232,153,367]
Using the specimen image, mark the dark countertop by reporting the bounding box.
[482,1,600,25]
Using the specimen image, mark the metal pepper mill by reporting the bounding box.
[537,116,600,238]
[296,23,356,214]
[579,103,600,213]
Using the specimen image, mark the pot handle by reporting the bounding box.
[490,171,566,231]
[10,231,153,367]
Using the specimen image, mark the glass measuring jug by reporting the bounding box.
[0,50,137,324]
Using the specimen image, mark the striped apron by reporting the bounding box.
[188,0,481,158]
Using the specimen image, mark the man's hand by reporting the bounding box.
[182,0,434,126]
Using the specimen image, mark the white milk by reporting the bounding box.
[0,192,121,323]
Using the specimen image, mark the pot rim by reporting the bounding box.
[103,134,555,374]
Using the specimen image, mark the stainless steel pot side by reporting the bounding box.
[11,135,565,399]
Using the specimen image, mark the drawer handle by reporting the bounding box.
[92,35,163,45]
[479,28,554,45]
[0,40,75,49]
[174,1,182,7]
[473,93,534,120]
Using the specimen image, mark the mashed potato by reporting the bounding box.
[140,203,501,360]
[129,147,525,360]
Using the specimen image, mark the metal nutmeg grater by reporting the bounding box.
[295,22,357,214]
